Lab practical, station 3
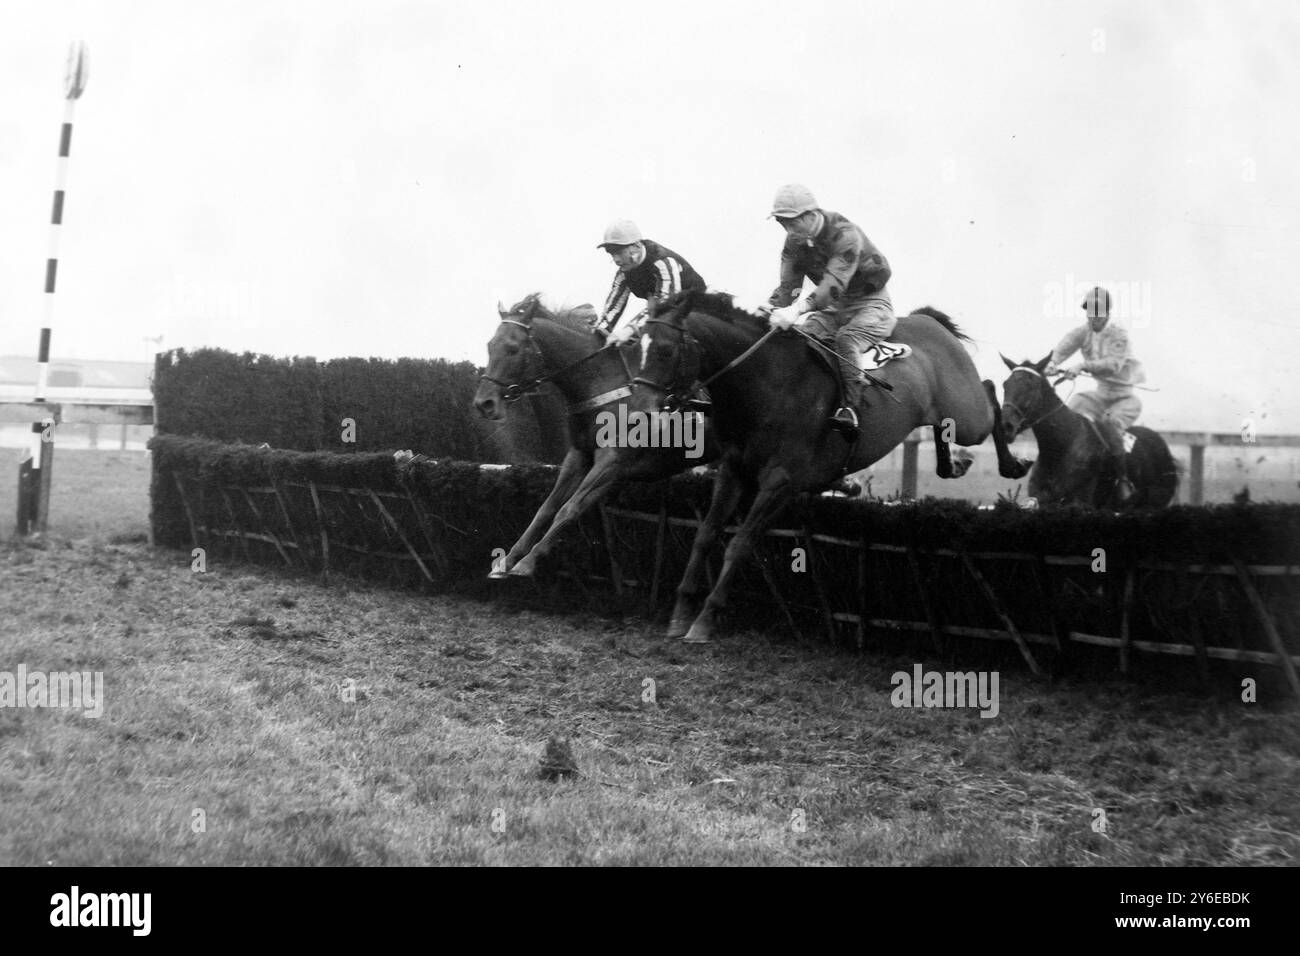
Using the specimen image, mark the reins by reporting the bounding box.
[480,317,631,412]
[1004,366,1072,432]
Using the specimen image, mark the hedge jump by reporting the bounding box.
[151,440,1300,695]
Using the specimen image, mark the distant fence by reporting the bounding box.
[2,398,154,534]
[149,437,1300,695]
[897,429,1300,504]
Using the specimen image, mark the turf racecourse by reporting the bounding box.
[0,451,1296,865]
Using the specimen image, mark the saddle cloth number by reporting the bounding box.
[859,341,913,372]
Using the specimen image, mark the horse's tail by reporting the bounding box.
[909,305,971,342]
[1132,425,1180,507]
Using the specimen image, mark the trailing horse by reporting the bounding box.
[473,293,717,578]
[999,353,1178,508]
[632,289,1029,643]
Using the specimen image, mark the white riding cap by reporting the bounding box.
[598,219,643,249]
[769,183,818,219]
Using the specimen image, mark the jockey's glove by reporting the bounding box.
[769,304,805,330]
[606,324,636,346]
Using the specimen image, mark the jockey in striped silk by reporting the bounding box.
[1046,286,1145,501]
[596,219,706,344]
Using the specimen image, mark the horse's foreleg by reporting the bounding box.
[683,471,794,644]
[934,428,954,478]
[509,447,621,577]
[492,446,591,577]
[669,460,746,639]
[984,380,1032,478]
[932,426,973,479]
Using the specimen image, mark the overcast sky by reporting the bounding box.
[1,0,1296,431]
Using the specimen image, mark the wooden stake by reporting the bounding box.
[756,550,802,641]
[402,491,450,578]
[1232,557,1300,698]
[171,471,201,551]
[308,480,330,580]
[906,546,943,655]
[271,479,304,564]
[857,536,871,651]
[218,487,250,562]
[240,487,292,566]
[368,488,434,584]
[1119,564,1136,675]
[803,528,838,645]
[649,499,668,611]
[960,551,1041,676]
[599,504,624,597]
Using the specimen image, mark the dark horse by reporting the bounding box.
[633,290,1029,643]
[999,353,1178,508]
[473,293,717,578]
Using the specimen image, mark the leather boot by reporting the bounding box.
[1106,423,1134,502]
[830,348,863,439]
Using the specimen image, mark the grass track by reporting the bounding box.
[0,450,1296,865]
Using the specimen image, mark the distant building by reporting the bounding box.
[0,355,152,390]
[0,355,152,404]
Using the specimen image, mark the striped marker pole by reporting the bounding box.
[17,42,89,536]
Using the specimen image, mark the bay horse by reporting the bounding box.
[999,353,1178,508]
[632,289,1030,643]
[472,293,717,578]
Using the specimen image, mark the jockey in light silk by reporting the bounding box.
[596,219,706,344]
[1046,286,1144,501]
[758,184,895,437]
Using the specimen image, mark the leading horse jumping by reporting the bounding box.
[633,289,1029,643]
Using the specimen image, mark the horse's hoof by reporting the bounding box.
[828,478,861,497]
[666,617,691,640]
[487,568,510,580]
[507,560,536,578]
[682,622,713,644]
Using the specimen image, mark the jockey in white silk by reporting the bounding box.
[1046,286,1142,500]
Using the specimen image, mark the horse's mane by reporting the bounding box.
[519,292,598,334]
[908,305,970,342]
[656,290,768,332]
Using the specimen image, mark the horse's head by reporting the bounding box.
[474,294,545,421]
[631,292,703,414]
[999,351,1055,441]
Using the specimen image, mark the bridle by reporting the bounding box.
[1003,365,1070,434]
[480,314,634,413]
[633,312,777,409]
[630,316,697,408]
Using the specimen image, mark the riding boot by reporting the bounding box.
[1106,423,1134,502]
[830,346,863,439]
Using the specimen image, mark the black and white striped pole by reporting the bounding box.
[17,42,88,536]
